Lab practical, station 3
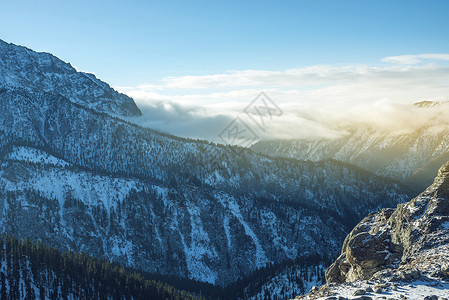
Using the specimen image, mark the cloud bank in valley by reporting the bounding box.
[117,55,449,144]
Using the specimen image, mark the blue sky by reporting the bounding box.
[1,0,448,86]
[1,0,449,142]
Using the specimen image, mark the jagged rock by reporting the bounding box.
[326,162,449,284]
[372,269,392,280]
[430,270,447,279]
[441,264,449,276]
[326,210,401,283]
[373,284,387,293]
[389,275,401,282]
[399,271,412,281]
[424,296,438,300]
[352,289,366,296]
[410,269,421,279]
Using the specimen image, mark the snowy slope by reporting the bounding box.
[299,279,449,299]
[0,157,348,286]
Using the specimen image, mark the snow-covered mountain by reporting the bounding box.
[299,161,449,299]
[0,40,415,294]
[251,119,449,193]
[0,87,411,287]
[0,39,141,117]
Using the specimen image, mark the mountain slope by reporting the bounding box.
[0,39,141,117]
[0,88,411,286]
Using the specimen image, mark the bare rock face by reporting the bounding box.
[326,161,449,284]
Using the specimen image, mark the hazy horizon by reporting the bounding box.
[119,60,449,143]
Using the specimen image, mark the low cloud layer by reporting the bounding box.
[118,55,449,144]
[382,54,449,65]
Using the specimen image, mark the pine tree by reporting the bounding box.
[0,272,7,300]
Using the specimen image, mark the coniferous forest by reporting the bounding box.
[0,234,203,300]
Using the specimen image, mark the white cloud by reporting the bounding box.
[117,57,449,143]
[382,54,449,65]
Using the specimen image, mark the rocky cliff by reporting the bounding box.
[325,161,449,285]
[297,162,449,299]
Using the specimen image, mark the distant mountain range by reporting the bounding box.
[252,114,449,193]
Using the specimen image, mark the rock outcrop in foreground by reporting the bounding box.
[298,162,449,299]
[326,161,449,284]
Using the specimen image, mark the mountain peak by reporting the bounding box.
[413,100,440,108]
[425,160,449,199]
[0,39,141,117]
[437,161,449,179]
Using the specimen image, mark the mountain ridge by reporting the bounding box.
[0,39,141,117]
[252,123,449,193]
